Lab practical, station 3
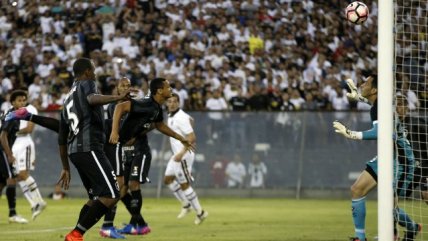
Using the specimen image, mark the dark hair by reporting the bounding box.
[170,93,180,102]
[149,78,166,96]
[73,58,93,77]
[10,90,27,102]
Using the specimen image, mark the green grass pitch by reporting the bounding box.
[0,198,379,241]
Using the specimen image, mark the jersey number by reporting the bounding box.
[66,100,80,135]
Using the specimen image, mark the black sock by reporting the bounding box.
[121,192,133,214]
[30,115,60,133]
[130,190,146,226]
[6,185,16,217]
[102,205,117,228]
[76,200,109,234]
[77,204,91,227]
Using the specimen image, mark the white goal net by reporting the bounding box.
[394,0,428,240]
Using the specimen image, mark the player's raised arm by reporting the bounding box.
[109,101,131,144]
[155,121,196,152]
[345,78,371,105]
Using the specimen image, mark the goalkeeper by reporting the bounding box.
[333,75,420,241]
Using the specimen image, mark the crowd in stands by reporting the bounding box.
[0,0,426,112]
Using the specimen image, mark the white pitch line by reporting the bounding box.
[2,226,73,234]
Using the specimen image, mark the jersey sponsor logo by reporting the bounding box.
[131,166,138,176]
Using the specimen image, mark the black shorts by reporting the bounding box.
[104,143,123,176]
[123,146,152,184]
[0,150,15,180]
[69,150,120,199]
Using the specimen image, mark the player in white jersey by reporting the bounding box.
[164,93,208,225]
[12,103,46,220]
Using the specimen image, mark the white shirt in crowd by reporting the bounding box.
[205,96,228,120]
[225,161,246,188]
[248,162,267,188]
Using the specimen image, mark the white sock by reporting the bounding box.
[25,176,44,204]
[168,181,189,207]
[183,187,202,215]
[18,181,37,208]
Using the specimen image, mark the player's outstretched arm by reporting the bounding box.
[333,121,363,140]
[109,101,131,144]
[345,78,371,105]
[155,121,196,152]
[333,120,378,140]
[87,89,137,106]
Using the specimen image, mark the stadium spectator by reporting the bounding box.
[225,154,246,189]
[248,153,268,189]
[210,152,228,188]
[48,183,67,200]
[0,0,424,113]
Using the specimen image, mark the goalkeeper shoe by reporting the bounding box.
[177,204,191,219]
[194,210,208,225]
[64,230,83,241]
[5,107,31,121]
[402,223,421,241]
[99,227,125,239]
[8,215,28,224]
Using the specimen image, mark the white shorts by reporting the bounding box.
[164,152,194,184]
[12,141,35,172]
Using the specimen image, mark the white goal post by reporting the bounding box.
[377,0,394,241]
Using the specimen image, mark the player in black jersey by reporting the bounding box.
[57,58,134,241]
[5,77,144,238]
[6,78,151,238]
[0,90,29,224]
[100,77,132,238]
[109,77,195,233]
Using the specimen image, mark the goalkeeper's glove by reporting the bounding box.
[345,78,370,105]
[333,121,362,140]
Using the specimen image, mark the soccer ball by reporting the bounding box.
[345,1,369,25]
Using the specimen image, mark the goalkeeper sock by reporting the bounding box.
[394,207,417,231]
[352,197,366,240]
